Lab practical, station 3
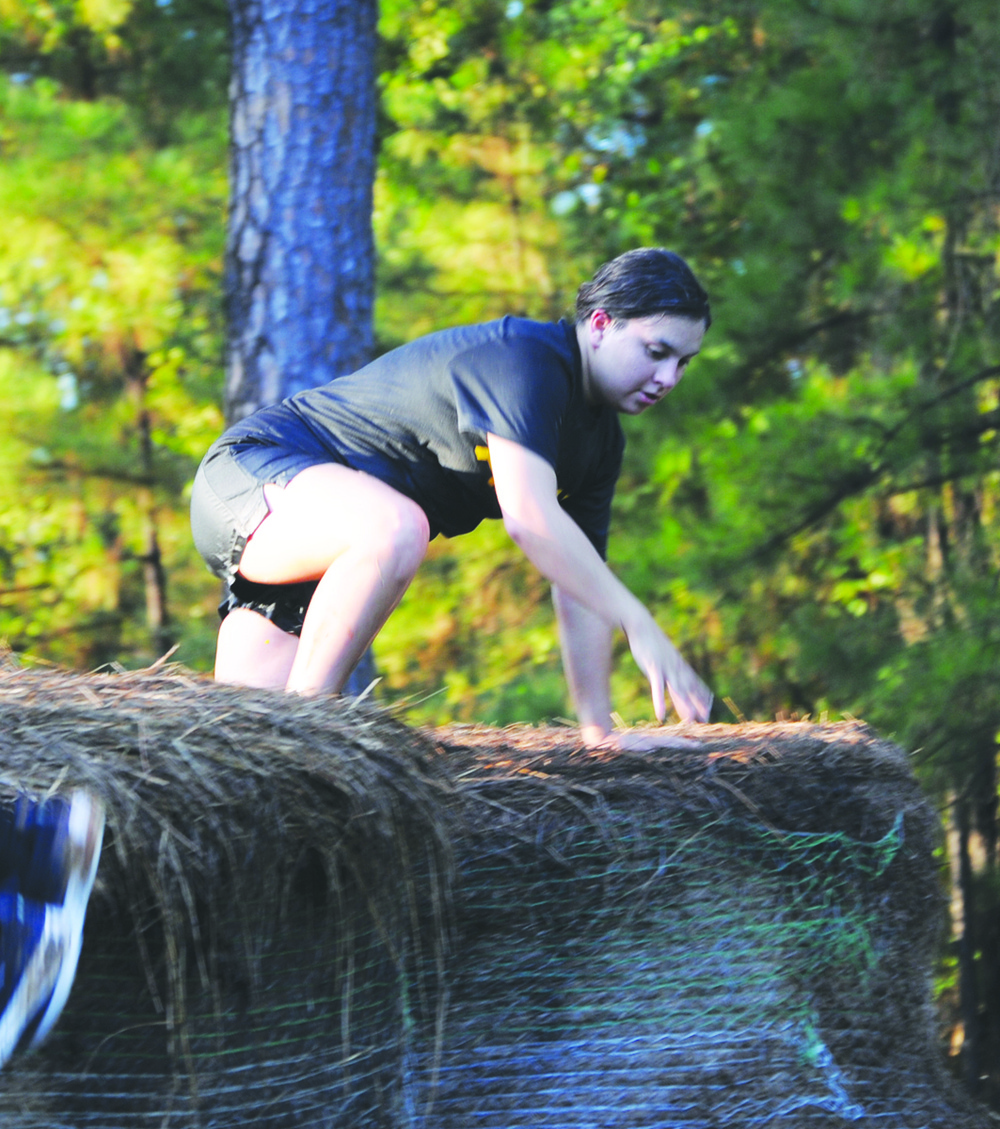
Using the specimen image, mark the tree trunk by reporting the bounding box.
[127,350,174,659]
[957,796,982,1093]
[225,0,379,692]
[225,0,378,423]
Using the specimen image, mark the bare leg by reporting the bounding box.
[215,608,299,689]
[215,463,429,695]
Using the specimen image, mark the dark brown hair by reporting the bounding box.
[575,248,711,328]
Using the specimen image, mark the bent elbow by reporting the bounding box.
[501,509,551,562]
[501,512,532,552]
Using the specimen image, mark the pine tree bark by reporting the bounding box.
[225,0,378,423]
[956,796,981,1093]
[127,349,174,659]
[224,0,379,691]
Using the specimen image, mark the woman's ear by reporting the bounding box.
[588,308,612,345]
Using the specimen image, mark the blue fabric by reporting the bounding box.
[205,317,624,559]
[0,796,69,906]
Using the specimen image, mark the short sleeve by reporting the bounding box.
[449,322,574,469]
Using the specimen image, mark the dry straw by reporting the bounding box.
[0,666,987,1128]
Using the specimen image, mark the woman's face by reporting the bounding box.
[581,310,706,415]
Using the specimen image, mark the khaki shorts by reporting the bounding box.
[190,437,342,636]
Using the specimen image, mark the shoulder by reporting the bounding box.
[494,316,578,361]
[364,316,576,370]
[451,316,580,383]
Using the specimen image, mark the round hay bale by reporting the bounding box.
[0,667,453,1128]
[427,723,975,1128]
[0,670,988,1128]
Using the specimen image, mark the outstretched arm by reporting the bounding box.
[487,432,712,733]
[552,585,614,746]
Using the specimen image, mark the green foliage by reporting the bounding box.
[0,0,230,140]
[662,0,1000,752]
[375,0,732,339]
[0,71,226,668]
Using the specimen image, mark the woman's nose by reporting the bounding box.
[654,359,681,391]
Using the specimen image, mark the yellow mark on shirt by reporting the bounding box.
[474,444,495,487]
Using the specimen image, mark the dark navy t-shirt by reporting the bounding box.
[219,316,625,557]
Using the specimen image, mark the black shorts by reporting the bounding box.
[190,437,344,636]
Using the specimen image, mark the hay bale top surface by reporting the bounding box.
[0,667,924,849]
[435,716,912,780]
[434,719,923,846]
[0,665,447,823]
[0,666,456,948]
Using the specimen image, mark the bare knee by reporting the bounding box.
[370,498,429,581]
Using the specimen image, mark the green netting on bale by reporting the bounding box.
[0,670,988,1129]
[414,813,906,1127]
[412,725,979,1129]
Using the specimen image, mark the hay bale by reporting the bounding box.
[429,724,976,1128]
[0,667,452,1128]
[0,669,987,1128]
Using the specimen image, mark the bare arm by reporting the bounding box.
[552,585,614,746]
[487,432,712,731]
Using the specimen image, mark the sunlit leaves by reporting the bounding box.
[0,72,225,668]
[376,0,732,331]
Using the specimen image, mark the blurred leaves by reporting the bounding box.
[0,42,226,667]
